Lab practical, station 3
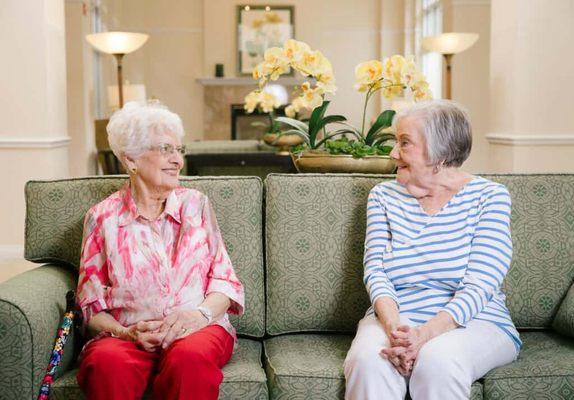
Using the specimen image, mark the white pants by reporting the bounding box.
[343,314,518,400]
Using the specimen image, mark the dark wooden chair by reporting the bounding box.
[95,119,125,175]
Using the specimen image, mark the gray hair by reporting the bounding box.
[107,100,185,160]
[394,99,472,168]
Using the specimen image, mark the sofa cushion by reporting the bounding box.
[484,174,574,329]
[49,338,268,400]
[264,334,483,400]
[265,174,389,334]
[25,176,265,337]
[265,174,574,334]
[553,283,574,338]
[483,331,574,399]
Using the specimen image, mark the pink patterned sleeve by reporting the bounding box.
[76,209,110,326]
[203,197,245,315]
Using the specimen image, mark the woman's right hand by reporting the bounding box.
[122,320,165,352]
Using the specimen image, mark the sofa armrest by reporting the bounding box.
[0,264,77,400]
[553,280,574,339]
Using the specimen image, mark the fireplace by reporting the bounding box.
[230,104,287,140]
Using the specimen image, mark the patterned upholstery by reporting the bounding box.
[265,174,391,334]
[24,176,265,338]
[265,174,574,334]
[554,283,574,338]
[485,175,574,329]
[49,339,268,400]
[483,331,574,399]
[2,173,573,400]
[0,265,77,400]
[263,334,483,400]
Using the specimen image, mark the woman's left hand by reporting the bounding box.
[160,310,209,349]
[381,325,428,375]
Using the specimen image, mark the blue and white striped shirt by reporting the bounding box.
[364,177,521,351]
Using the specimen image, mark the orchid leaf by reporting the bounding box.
[275,117,309,133]
[315,115,347,133]
[365,110,395,145]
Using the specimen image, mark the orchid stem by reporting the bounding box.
[361,89,372,142]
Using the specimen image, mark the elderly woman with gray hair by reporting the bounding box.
[76,101,244,400]
[344,100,520,399]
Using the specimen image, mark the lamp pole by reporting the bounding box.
[443,53,453,100]
[113,53,125,108]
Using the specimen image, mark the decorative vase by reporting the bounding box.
[262,133,304,155]
[291,151,396,174]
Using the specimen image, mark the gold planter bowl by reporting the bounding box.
[263,133,304,155]
[291,151,396,174]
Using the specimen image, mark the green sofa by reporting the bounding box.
[1,174,573,399]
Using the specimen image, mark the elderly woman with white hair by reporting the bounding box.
[344,100,520,399]
[76,101,244,400]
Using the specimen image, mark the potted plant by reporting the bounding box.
[251,40,432,172]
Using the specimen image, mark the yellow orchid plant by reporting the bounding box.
[250,40,347,150]
[243,89,282,133]
[324,55,432,157]
[248,40,433,157]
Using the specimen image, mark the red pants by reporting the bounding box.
[77,325,234,400]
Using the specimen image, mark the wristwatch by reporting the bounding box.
[196,306,213,324]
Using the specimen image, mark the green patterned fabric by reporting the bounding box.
[264,334,352,399]
[264,334,483,400]
[265,174,574,334]
[485,175,574,329]
[265,174,392,334]
[24,176,265,337]
[553,283,574,338]
[0,265,77,400]
[49,339,268,400]
[483,331,574,399]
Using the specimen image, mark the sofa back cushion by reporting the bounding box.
[264,174,574,335]
[25,176,265,337]
[485,174,574,328]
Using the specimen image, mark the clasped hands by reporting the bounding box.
[120,309,209,352]
[381,325,427,376]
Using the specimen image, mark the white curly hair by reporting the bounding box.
[106,100,185,160]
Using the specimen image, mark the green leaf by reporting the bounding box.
[315,115,347,133]
[308,101,330,138]
[365,110,396,145]
[275,117,309,133]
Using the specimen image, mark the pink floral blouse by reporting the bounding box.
[77,183,245,340]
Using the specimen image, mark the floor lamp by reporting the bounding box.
[422,33,479,99]
[86,31,149,108]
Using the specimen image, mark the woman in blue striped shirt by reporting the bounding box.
[344,100,519,400]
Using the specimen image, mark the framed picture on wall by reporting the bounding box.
[237,5,295,75]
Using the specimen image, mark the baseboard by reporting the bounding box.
[0,245,24,262]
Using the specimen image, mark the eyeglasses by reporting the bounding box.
[150,143,187,156]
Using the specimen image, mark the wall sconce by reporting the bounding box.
[422,32,479,99]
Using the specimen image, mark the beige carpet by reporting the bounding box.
[0,258,39,284]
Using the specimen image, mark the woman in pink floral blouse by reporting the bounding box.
[76,101,244,400]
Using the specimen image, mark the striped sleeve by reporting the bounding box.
[363,186,399,307]
[443,185,513,326]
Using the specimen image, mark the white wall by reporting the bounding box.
[446,0,492,173]
[488,0,574,172]
[0,0,69,252]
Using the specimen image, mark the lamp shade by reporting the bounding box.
[422,33,479,55]
[85,32,149,55]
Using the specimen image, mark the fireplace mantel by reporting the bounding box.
[196,77,306,86]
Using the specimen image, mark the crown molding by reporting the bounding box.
[0,136,71,149]
[0,245,24,262]
[452,0,490,5]
[486,133,574,146]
